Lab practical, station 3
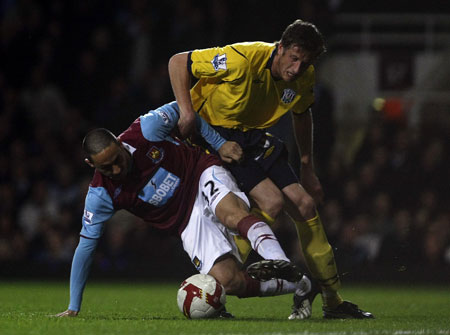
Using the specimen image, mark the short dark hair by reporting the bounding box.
[82,128,118,159]
[280,19,326,58]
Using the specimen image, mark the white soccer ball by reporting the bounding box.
[177,274,226,319]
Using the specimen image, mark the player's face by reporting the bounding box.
[273,44,313,82]
[89,142,131,180]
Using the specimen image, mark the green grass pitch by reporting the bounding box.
[0,281,449,335]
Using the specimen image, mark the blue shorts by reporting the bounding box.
[211,127,299,194]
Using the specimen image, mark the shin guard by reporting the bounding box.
[294,213,341,292]
[233,208,276,263]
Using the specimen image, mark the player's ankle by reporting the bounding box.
[321,290,343,309]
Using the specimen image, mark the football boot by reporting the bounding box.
[246,259,303,282]
[323,301,374,319]
[288,276,321,320]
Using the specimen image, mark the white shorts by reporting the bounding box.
[181,165,250,274]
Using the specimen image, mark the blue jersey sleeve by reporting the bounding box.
[68,236,98,312]
[80,186,114,239]
[68,186,113,312]
[140,101,226,150]
[195,114,226,151]
[140,101,179,141]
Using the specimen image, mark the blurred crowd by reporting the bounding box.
[273,101,450,281]
[0,1,448,281]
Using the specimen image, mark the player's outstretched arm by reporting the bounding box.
[60,236,100,315]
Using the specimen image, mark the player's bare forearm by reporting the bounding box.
[292,109,314,170]
[292,109,324,203]
[301,168,324,204]
[169,52,196,137]
[178,112,196,139]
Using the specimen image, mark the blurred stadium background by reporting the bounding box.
[0,0,449,284]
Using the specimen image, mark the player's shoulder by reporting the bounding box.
[85,174,114,209]
[119,105,175,145]
[193,42,274,62]
[90,170,106,188]
[231,41,275,50]
[229,42,275,59]
[228,42,275,72]
[118,117,144,146]
[296,65,316,87]
[89,172,113,197]
[191,42,274,80]
[139,102,179,142]
[305,65,315,77]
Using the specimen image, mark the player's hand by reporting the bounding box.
[218,141,243,164]
[177,111,196,139]
[300,167,324,205]
[53,309,79,317]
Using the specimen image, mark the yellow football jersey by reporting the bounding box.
[189,42,315,131]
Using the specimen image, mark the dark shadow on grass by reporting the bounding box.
[77,315,288,322]
[79,316,181,321]
[87,316,338,322]
[231,316,338,323]
[49,314,372,322]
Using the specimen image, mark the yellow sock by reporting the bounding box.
[251,208,276,226]
[293,213,342,306]
[234,208,275,263]
[321,290,343,309]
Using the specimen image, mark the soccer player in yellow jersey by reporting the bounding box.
[169,19,373,320]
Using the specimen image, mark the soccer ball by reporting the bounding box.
[177,274,226,319]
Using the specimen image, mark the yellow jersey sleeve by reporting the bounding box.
[190,45,249,82]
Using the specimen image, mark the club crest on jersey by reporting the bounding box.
[211,53,227,71]
[83,210,93,225]
[281,88,296,104]
[147,146,164,164]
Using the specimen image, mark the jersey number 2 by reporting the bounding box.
[202,180,218,205]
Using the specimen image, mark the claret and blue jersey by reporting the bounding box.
[69,102,226,312]
[81,101,224,239]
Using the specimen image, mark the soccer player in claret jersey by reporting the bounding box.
[55,101,314,318]
[168,19,373,319]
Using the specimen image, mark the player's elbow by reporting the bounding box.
[168,52,189,74]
